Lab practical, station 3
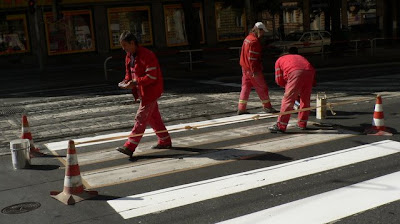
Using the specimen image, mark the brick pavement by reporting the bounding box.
[1,47,400,155]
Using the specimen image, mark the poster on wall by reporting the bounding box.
[347,0,376,26]
[0,14,30,55]
[44,10,95,55]
[163,3,205,47]
[215,2,246,42]
[108,6,153,49]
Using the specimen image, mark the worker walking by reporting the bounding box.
[238,22,278,115]
[269,48,316,133]
[116,31,172,158]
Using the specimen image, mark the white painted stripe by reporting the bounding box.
[107,140,400,219]
[45,113,275,151]
[76,121,278,165]
[85,129,353,187]
[219,171,400,224]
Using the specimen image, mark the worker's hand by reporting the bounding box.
[118,80,135,89]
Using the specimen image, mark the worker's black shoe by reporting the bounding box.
[116,146,134,157]
[296,124,307,130]
[264,107,279,113]
[268,124,285,133]
[151,144,172,149]
[237,110,250,115]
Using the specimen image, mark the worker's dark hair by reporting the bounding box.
[280,47,298,57]
[119,31,138,45]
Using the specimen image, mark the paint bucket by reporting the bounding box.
[10,139,31,169]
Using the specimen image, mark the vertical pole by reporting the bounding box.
[189,51,193,71]
[33,8,44,72]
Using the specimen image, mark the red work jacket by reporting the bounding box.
[124,46,164,105]
[239,33,263,74]
[274,54,315,87]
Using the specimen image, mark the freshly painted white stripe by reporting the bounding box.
[84,129,353,187]
[45,113,275,151]
[76,121,278,165]
[107,140,400,219]
[219,171,400,224]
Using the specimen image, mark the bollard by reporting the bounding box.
[10,139,31,169]
[316,92,327,120]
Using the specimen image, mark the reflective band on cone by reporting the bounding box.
[50,140,98,205]
[364,95,392,136]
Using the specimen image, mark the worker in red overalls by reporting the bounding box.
[238,22,278,115]
[269,48,316,133]
[116,31,172,158]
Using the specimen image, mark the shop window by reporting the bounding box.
[215,2,246,41]
[108,6,153,49]
[44,10,95,55]
[163,3,205,47]
[0,14,30,55]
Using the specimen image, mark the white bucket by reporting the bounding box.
[10,139,31,169]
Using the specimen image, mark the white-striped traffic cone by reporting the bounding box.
[50,140,98,205]
[21,114,44,157]
[364,95,392,136]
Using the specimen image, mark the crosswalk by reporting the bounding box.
[44,113,400,223]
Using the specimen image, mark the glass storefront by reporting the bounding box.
[0,14,30,55]
[107,6,153,49]
[44,10,95,55]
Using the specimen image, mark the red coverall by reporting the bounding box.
[274,54,315,131]
[123,46,171,151]
[238,33,272,111]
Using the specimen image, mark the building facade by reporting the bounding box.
[0,0,399,69]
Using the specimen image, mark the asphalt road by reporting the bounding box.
[0,64,399,223]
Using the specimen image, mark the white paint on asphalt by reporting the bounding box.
[218,171,400,224]
[45,113,277,151]
[83,129,353,188]
[74,120,280,165]
[107,140,400,219]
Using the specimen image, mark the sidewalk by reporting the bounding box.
[1,46,400,95]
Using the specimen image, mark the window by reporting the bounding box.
[320,31,331,39]
[312,32,322,40]
[164,3,205,46]
[108,6,153,49]
[301,33,311,42]
[215,2,246,41]
[0,14,30,55]
[44,10,95,55]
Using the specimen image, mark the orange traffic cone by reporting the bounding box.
[50,140,98,205]
[364,95,393,136]
[21,114,45,157]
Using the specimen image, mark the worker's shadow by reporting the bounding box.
[332,123,398,135]
[129,147,292,162]
[323,110,371,120]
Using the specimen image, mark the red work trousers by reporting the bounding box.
[124,100,171,151]
[277,69,315,131]
[238,68,272,111]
